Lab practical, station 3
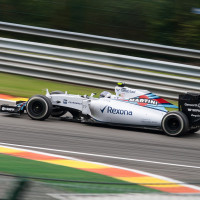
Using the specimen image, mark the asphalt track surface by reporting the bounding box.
[0,112,200,186]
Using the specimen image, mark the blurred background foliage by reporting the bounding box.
[0,0,200,50]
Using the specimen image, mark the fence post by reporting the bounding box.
[6,179,29,200]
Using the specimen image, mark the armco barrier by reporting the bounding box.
[0,37,200,78]
[0,21,200,59]
[0,37,199,99]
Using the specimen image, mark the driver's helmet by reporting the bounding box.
[99,91,111,98]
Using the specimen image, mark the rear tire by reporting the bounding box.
[161,111,189,137]
[26,95,52,120]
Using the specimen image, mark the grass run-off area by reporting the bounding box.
[0,72,111,98]
[0,72,178,106]
[0,154,162,194]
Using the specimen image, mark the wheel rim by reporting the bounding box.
[31,101,45,115]
[167,117,181,132]
[163,115,183,135]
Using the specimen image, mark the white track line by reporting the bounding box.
[1,143,200,192]
[1,142,200,169]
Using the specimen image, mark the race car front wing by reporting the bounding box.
[0,102,26,114]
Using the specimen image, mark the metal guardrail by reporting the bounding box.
[1,37,200,78]
[0,21,200,59]
[0,37,199,99]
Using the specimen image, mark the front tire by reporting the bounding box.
[161,111,189,137]
[26,95,52,120]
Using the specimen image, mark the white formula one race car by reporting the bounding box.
[1,83,200,136]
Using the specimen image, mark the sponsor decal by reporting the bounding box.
[121,88,135,93]
[188,108,200,113]
[100,106,132,116]
[129,98,158,105]
[63,99,68,104]
[191,114,200,118]
[1,107,15,112]
[63,99,82,105]
[100,106,107,113]
[184,103,200,108]
[68,101,82,105]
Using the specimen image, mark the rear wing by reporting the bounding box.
[179,93,200,128]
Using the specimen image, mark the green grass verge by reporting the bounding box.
[0,72,178,107]
[0,72,112,98]
[0,154,162,194]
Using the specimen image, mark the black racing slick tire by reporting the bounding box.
[161,111,189,137]
[26,95,52,120]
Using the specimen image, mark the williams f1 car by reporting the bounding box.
[1,83,200,136]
